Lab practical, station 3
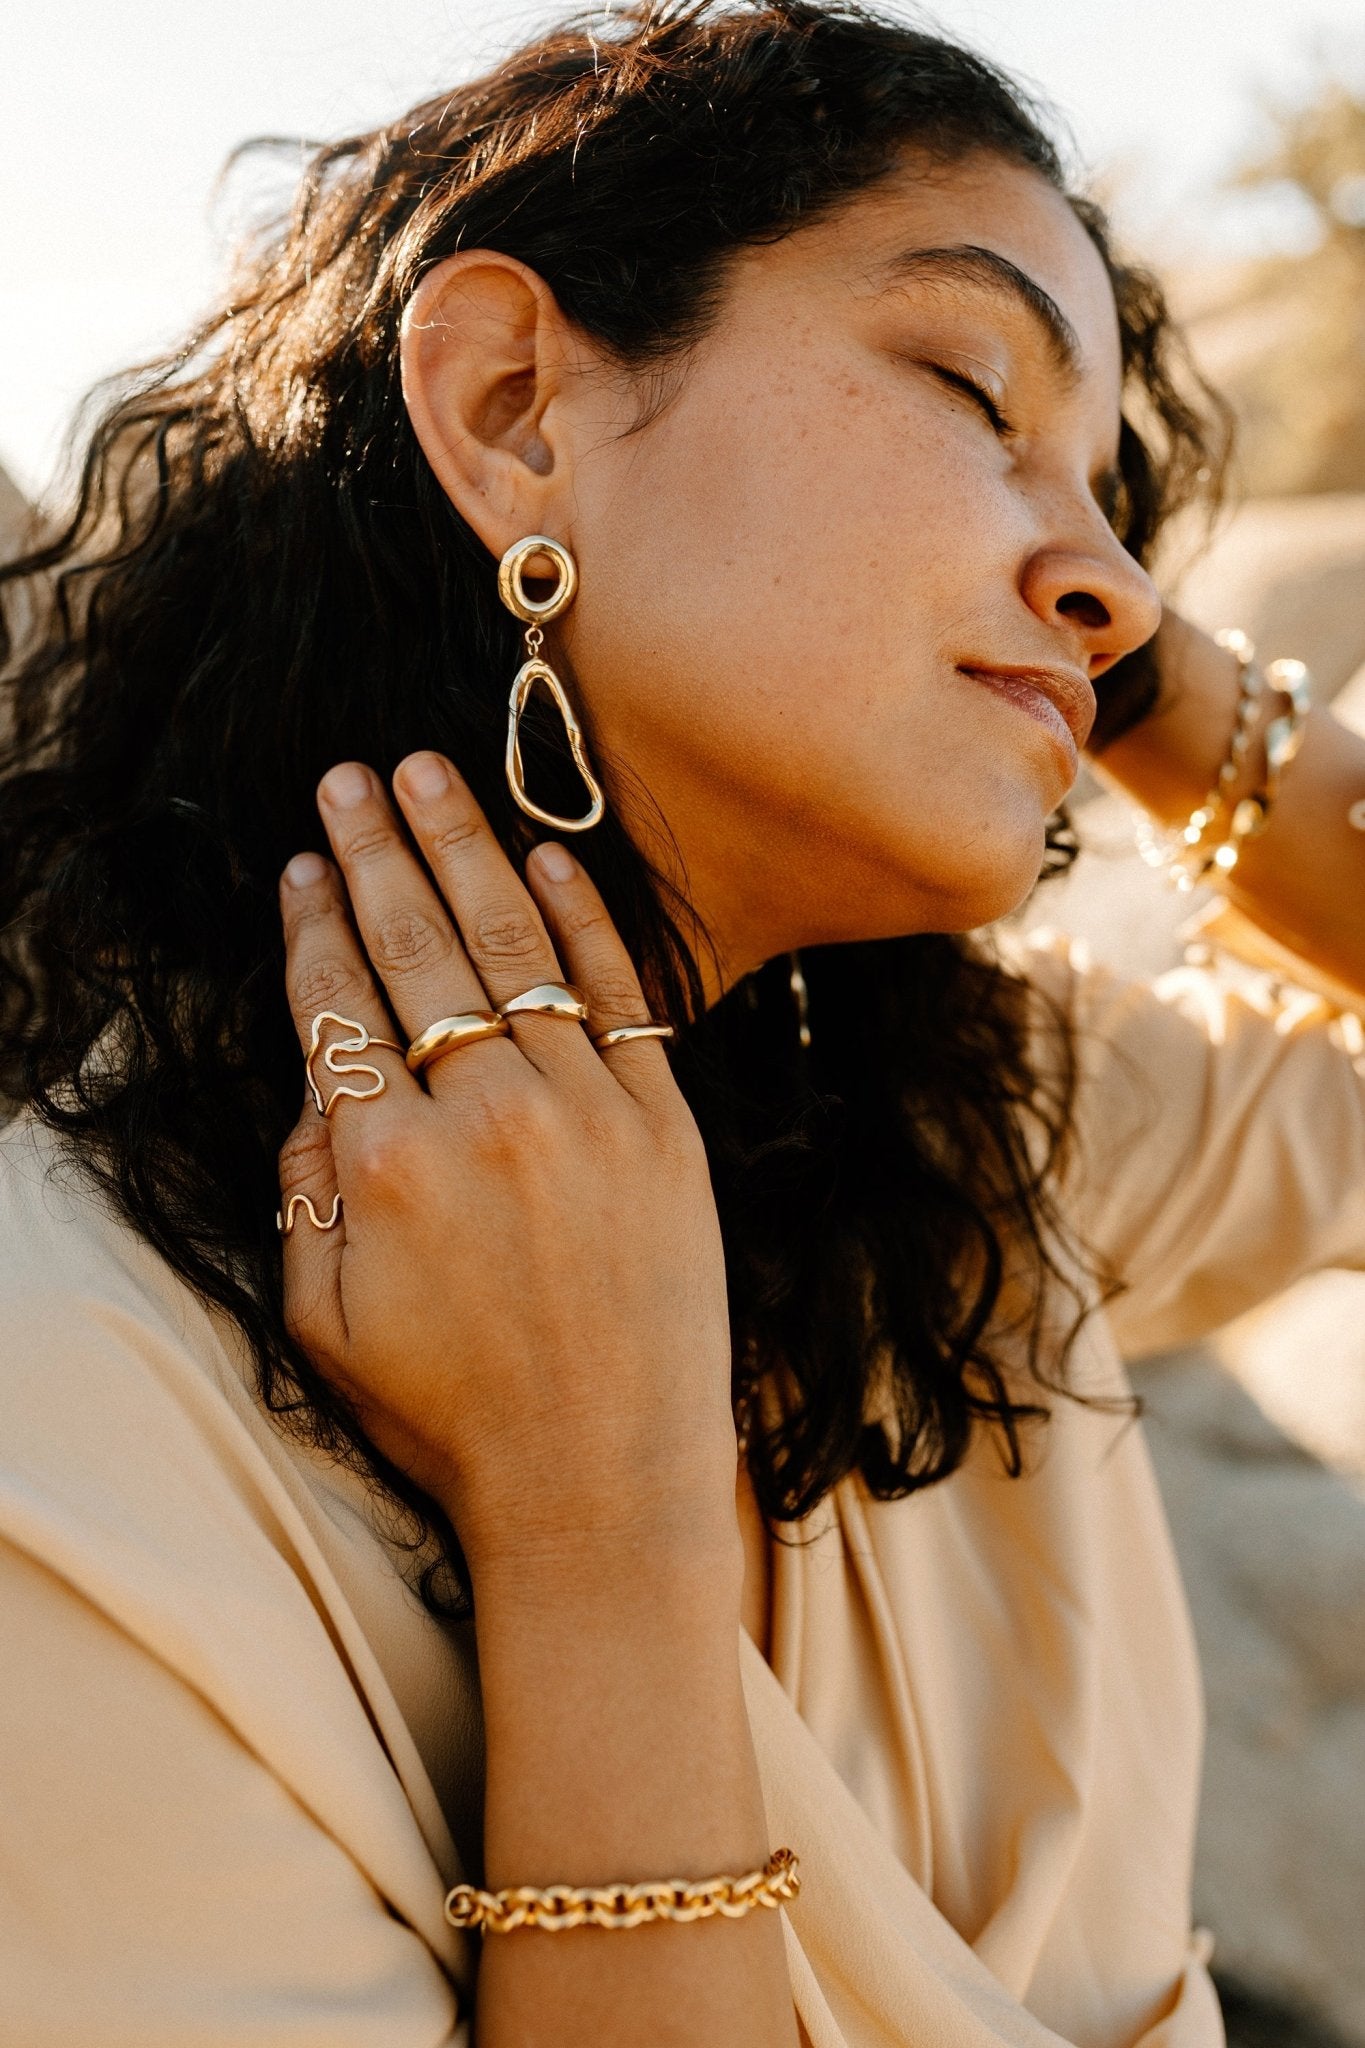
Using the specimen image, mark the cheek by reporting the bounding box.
[583,345,1009,736]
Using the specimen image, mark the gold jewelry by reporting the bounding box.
[1135,634,1312,889]
[305,1012,404,1118]
[591,1021,675,1048]
[276,1192,343,1236]
[405,1009,511,1074]
[788,949,812,1050]
[1209,655,1312,874]
[497,981,590,1022]
[498,534,606,834]
[445,1846,800,1935]
[1135,629,1261,891]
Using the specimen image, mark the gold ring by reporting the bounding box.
[591,1022,675,1049]
[497,982,590,1023]
[277,1192,343,1236]
[405,1010,511,1074]
[306,1012,405,1119]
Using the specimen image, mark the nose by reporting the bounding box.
[1020,522,1162,676]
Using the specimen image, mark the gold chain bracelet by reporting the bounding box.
[444,1845,801,1934]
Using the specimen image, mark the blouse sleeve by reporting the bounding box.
[0,1534,468,2048]
[1018,927,1365,1359]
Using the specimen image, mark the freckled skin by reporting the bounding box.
[553,155,1161,992]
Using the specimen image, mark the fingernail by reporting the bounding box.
[284,851,328,888]
[534,841,576,882]
[319,763,373,809]
[396,752,449,801]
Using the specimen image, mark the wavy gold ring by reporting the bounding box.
[497,982,590,1023]
[277,1192,343,1236]
[305,1011,404,1119]
[405,1010,511,1074]
[591,1022,675,1049]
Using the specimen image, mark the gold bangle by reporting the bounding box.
[444,1845,800,1934]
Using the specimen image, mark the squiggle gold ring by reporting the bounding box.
[306,1011,404,1118]
[277,1191,343,1236]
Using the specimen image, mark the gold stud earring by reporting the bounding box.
[498,535,606,832]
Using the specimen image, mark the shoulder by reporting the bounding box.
[0,1108,255,1441]
[0,1111,318,1629]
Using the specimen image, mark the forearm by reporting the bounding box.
[1093,610,1365,996]
[467,1543,799,2048]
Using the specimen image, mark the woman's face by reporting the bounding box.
[417,150,1163,999]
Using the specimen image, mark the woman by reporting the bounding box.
[2,3,1363,2043]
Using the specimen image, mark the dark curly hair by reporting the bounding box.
[0,0,1227,1610]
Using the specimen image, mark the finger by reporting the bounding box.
[387,751,599,1078]
[279,851,416,1135]
[277,1107,348,1366]
[315,762,526,1089]
[523,840,678,1109]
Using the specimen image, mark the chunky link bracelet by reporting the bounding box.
[444,1845,801,1934]
[1135,630,1312,891]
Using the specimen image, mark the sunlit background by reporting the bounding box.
[2,0,1364,495]
[4,7,1365,2044]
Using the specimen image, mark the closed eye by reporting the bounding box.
[929,363,1014,437]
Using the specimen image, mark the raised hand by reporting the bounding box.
[276,750,739,1588]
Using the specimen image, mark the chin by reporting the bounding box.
[920,825,1054,933]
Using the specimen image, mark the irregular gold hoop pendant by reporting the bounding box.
[405,1009,511,1075]
[497,981,590,1023]
[277,1191,343,1236]
[305,1011,404,1119]
[498,534,606,834]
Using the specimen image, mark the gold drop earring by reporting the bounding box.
[498,534,606,832]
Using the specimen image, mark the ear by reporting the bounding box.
[399,251,580,560]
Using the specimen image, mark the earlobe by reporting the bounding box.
[398,251,567,552]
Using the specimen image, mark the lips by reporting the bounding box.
[956,662,1097,753]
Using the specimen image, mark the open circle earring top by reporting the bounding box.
[498,534,605,834]
[497,535,579,624]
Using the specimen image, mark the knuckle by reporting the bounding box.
[290,955,363,1017]
[368,907,450,979]
[467,902,547,969]
[349,1120,423,1199]
[461,1075,559,1159]
[586,974,649,1022]
[552,897,615,946]
[427,813,485,862]
[278,1118,333,1185]
[333,821,395,865]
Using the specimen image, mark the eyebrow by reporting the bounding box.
[879,243,1084,383]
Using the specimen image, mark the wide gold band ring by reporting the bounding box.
[405,1010,511,1074]
[591,1022,676,1049]
[497,982,590,1023]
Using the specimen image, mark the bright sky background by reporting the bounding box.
[3,0,1363,497]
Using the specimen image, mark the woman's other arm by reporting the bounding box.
[1092,610,1365,996]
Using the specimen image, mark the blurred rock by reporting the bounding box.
[1135,1356,1365,2046]
[1163,493,1365,703]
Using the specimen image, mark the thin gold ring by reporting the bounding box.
[497,981,590,1023]
[277,1191,343,1236]
[306,1011,405,1119]
[405,1010,511,1074]
[591,1022,675,1049]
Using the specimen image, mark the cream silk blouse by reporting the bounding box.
[4,930,1364,2048]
